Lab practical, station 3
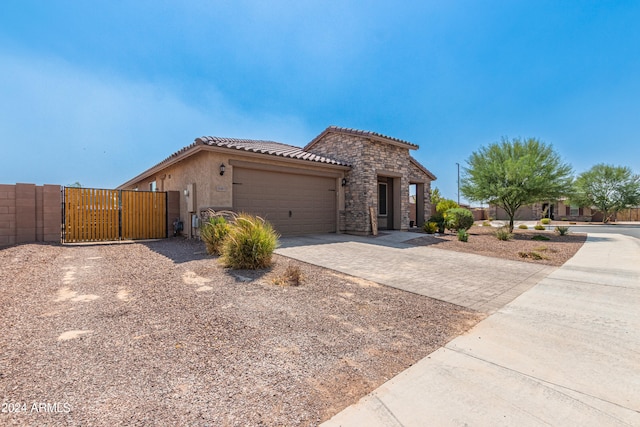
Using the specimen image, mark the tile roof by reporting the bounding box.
[195,136,350,166]
[306,125,419,150]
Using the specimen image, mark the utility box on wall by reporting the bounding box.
[186,183,196,213]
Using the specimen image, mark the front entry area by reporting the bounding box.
[377,176,401,230]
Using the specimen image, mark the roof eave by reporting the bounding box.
[118,143,351,189]
[117,143,205,189]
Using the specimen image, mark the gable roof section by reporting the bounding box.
[305,125,419,151]
[118,136,350,189]
[410,156,437,181]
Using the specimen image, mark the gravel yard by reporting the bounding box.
[408,225,586,266]
[1,240,481,426]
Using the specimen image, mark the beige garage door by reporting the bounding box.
[233,168,336,235]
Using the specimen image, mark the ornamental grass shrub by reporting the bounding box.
[273,264,303,287]
[200,215,231,255]
[494,227,513,241]
[221,213,279,270]
[423,221,438,234]
[555,226,570,236]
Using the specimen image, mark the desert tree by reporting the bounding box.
[461,137,573,232]
[570,164,640,223]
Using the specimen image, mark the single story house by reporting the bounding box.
[490,200,596,222]
[119,126,436,236]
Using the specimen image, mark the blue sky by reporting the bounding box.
[1,1,639,203]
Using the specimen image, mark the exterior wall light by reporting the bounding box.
[219,163,226,176]
[341,178,347,187]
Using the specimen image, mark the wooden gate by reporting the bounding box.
[63,187,167,243]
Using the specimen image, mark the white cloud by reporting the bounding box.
[0,51,311,187]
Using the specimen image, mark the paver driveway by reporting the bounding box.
[276,231,555,313]
[321,231,640,426]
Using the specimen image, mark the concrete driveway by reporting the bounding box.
[276,232,554,314]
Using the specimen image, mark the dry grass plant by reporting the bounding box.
[272,264,303,287]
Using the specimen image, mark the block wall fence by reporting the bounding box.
[1,184,182,247]
[0,183,62,246]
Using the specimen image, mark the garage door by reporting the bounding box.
[233,168,336,235]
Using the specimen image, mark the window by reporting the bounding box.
[378,183,388,216]
[149,181,157,192]
[570,205,579,216]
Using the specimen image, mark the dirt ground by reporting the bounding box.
[0,240,481,426]
[407,225,587,266]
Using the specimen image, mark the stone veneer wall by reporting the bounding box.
[307,132,368,233]
[408,160,433,222]
[307,133,424,234]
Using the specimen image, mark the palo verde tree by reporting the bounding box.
[461,137,573,232]
[570,164,640,223]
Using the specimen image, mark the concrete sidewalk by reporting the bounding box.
[276,232,553,314]
[321,232,640,426]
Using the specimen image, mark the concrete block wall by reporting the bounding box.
[0,184,17,246]
[0,183,61,246]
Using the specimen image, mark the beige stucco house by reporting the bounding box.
[490,200,596,222]
[119,126,436,236]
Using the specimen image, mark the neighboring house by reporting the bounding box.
[119,126,436,236]
[490,200,596,222]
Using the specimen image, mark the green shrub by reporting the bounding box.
[518,224,528,229]
[531,235,550,241]
[429,199,460,233]
[555,226,570,236]
[436,199,460,214]
[540,218,551,225]
[482,220,492,227]
[221,213,280,269]
[534,224,545,230]
[200,215,231,255]
[494,227,513,241]
[457,229,469,242]
[445,208,474,232]
[428,215,446,233]
[423,221,438,234]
